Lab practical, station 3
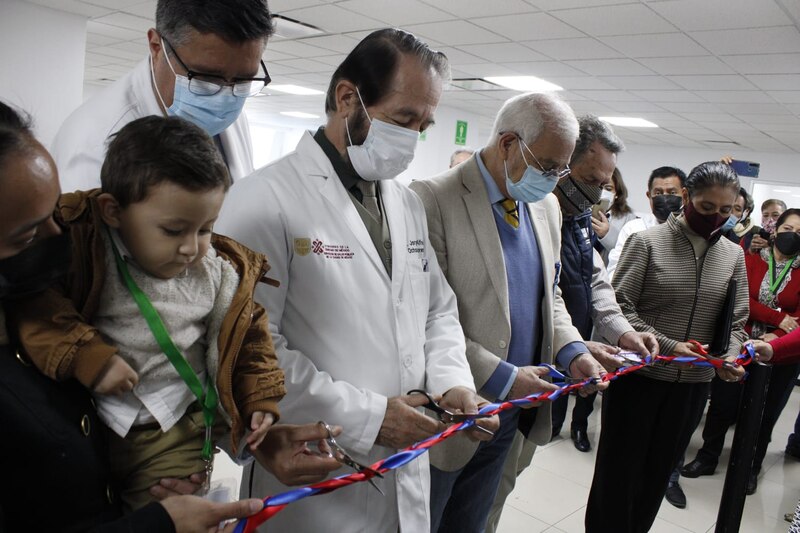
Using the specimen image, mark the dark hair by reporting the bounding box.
[571,115,624,164]
[761,198,787,212]
[156,0,273,46]
[324,28,449,116]
[0,101,36,167]
[101,116,230,208]
[685,161,740,199]
[609,168,633,217]
[647,166,686,191]
[775,208,800,229]
[738,187,754,215]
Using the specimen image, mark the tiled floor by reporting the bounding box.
[213,387,800,533]
[497,387,800,533]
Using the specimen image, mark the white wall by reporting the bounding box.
[0,0,86,146]
[612,143,800,216]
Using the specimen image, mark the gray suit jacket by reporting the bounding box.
[410,155,583,471]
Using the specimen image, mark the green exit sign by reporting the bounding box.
[455,120,468,145]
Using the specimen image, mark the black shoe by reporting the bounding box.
[570,428,590,452]
[681,458,716,478]
[665,483,686,509]
[746,472,758,495]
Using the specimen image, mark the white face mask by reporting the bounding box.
[345,88,419,181]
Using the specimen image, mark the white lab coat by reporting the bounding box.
[215,132,474,533]
[51,58,254,192]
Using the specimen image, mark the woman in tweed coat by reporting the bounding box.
[585,162,749,533]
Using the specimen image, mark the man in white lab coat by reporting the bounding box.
[216,29,497,532]
[52,0,270,191]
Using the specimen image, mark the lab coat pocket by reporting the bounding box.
[409,272,431,338]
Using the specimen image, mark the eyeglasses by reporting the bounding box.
[506,132,571,180]
[161,36,271,97]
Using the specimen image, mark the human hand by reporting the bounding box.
[720,155,734,165]
[591,210,610,238]
[92,354,138,395]
[376,394,445,449]
[670,341,707,368]
[716,355,746,383]
[779,315,799,334]
[585,340,623,373]
[508,366,559,405]
[750,235,769,252]
[440,386,500,441]
[247,412,275,451]
[568,353,609,396]
[750,340,774,363]
[251,423,342,486]
[760,333,779,342]
[160,495,263,533]
[150,472,206,500]
[617,331,659,358]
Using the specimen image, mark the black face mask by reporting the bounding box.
[0,232,72,300]
[774,231,800,257]
[555,176,602,216]
[651,194,683,223]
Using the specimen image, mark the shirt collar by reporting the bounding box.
[475,150,507,205]
[108,226,134,262]
[313,126,363,191]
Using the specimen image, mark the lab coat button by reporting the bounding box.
[499,340,507,349]
[403,356,412,368]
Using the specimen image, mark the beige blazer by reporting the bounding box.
[409,154,583,471]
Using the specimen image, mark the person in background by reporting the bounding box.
[549,116,657,455]
[215,29,497,532]
[0,100,284,533]
[586,161,748,533]
[682,208,800,495]
[52,0,273,191]
[596,167,637,265]
[722,187,755,245]
[411,93,609,533]
[607,166,686,280]
[748,199,787,253]
[450,147,474,168]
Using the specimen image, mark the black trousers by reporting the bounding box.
[696,363,800,470]
[551,390,597,433]
[585,375,709,533]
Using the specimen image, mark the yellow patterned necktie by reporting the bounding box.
[500,198,519,229]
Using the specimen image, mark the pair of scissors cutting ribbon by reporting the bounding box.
[318,421,384,495]
[407,389,495,436]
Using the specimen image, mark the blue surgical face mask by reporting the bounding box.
[505,138,558,203]
[721,214,739,233]
[151,46,245,137]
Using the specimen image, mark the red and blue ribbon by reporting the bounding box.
[234,345,755,532]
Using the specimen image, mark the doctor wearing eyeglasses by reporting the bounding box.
[51,0,273,192]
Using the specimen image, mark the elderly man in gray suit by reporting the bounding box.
[410,93,610,533]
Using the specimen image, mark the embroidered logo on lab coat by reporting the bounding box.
[294,238,311,256]
[407,239,425,254]
[310,239,354,260]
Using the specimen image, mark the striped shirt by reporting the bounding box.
[612,213,749,383]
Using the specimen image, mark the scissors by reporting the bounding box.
[407,389,495,436]
[318,421,384,495]
[539,363,595,385]
[687,340,738,370]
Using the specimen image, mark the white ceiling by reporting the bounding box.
[23,0,800,153]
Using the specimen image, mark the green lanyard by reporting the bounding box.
[108,231,218,461]
[768,249,795,295]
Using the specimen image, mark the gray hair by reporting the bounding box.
[156,0,273,47]
[571,115,624,164]
[685,161,740,199]
[489,92,578,147]
[450,148,474,166]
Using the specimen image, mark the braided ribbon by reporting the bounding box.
[234,345,755,533]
